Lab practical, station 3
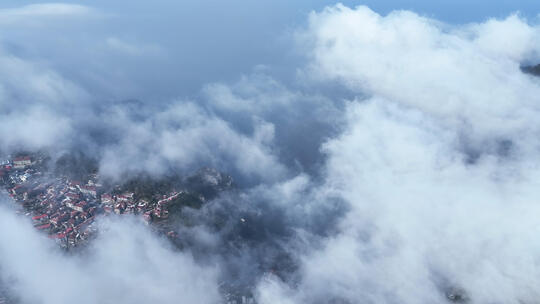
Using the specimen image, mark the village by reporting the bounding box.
[0,153,258,304]
[0,154,185,249]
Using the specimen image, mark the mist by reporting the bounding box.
[1,2,540,304]
[0,199,219,304]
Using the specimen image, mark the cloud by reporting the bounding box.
[0,48,88,152]
[97,101,288,183]
[255,5,540,304]
[273,98,540,303]
[303,5,540,147]
[0,50,89,107]
[0,3,96,25]
[0,106,72,151]
[0,49,291,183]
[0,3,93,17]
[2,2,540,304]
[0,203,220,304]
[0,44,341,184]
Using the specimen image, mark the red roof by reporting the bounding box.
[49,232,66,239]
[65,193,79,199]
[13,156,31,161]
[32,214,48,220]
[37,223,51,229]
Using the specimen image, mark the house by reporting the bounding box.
[51,213,69,225]
[114,202,126,214]
[49,232,66,239]
[153,205,169,219]
[137,200,148,212]
[143,211,152,223]
[74,201,88,212]
[68,181,81,191]
[32,214,48,221]
[65,200,76,210]
[65,192,80,200]
[87,207,97,215]
[13,157,31,169]
[116,194,132,202]
[36,223,51,230]
[101,194,114,204]
[10,185,24,196]
[79,185,97,197]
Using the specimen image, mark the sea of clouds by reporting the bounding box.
[1,3,540,304]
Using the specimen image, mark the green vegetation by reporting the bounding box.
[54,152,98,181]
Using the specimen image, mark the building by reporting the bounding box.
[32,214,48,221]
[65,192,80,200]
[79,185,97,197]
[73,201,88,212]
[117,193,134,202]
[36,223,50,230]
[13,157,31,169]
[101,194,114,204]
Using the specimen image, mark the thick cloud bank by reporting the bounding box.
[0,201,219,304]
[2,3,540,304]
[255,5,540,304]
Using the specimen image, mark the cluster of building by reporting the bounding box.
[0,156,32,179]
[0,155,182,248]
[224,295,255,304]
[0,154,256,304]
[99,190,181,224]
[5,172,101,247]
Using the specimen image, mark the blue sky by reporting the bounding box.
[2,0,539,23]
[340,0,540,23]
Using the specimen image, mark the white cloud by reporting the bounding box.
[0,106,73,151]
[304,5,540,144]
[255,5,540,304]
[0,49,88,152]
[2,3,540,303]
[0,3,96,25]
[97,101,287,182]
[0,203,220,304]
[0,3,92,17]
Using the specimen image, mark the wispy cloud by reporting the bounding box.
[0,204,220,304]
[0,3,96,24]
